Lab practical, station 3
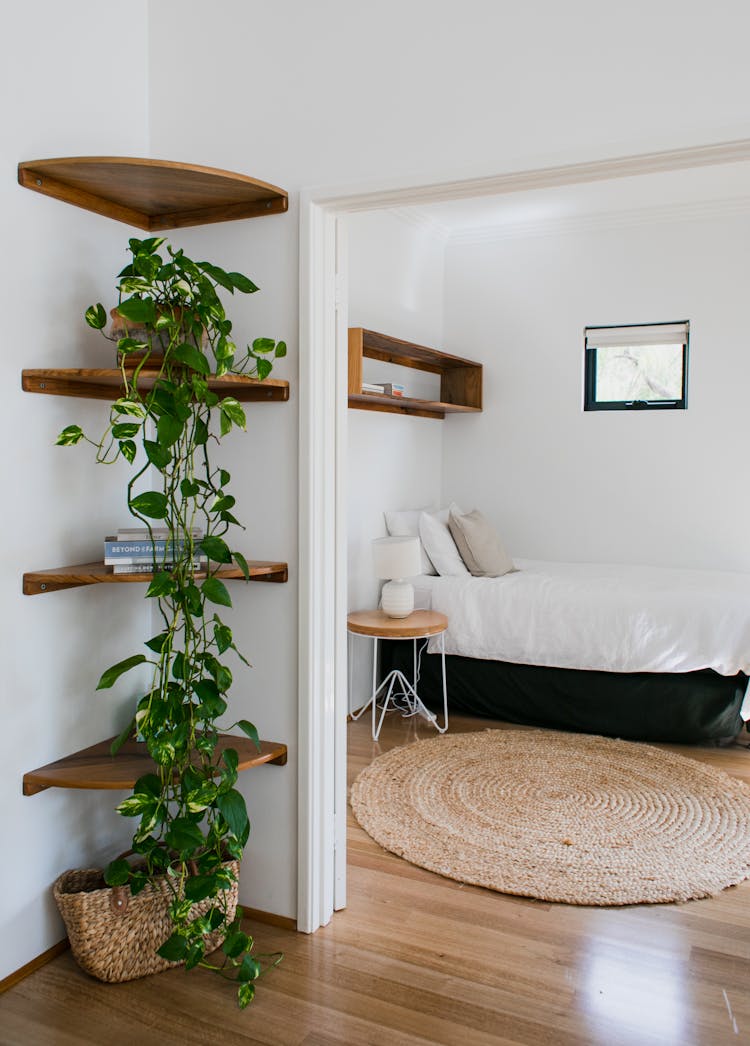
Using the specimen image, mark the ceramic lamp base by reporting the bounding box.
[381,579,414,618]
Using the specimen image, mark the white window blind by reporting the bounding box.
[585,322,689,348]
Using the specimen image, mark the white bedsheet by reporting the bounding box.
[417,559,750,676]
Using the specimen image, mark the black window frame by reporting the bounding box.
[584,321,689,412]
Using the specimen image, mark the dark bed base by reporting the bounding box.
[379,642,747,743]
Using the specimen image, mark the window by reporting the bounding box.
[584,321,689,411]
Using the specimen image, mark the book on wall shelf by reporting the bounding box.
[361,381,405,397]
[111,560,207,575]
[104,527,207,572]
[115,526,204,541]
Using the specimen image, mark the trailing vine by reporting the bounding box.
[57,236,285,1007]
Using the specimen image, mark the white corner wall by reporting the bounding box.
[442,211,750,572]
[0,1,150,980]
[345,212,446,710]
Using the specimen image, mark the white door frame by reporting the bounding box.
[296,137,750,933]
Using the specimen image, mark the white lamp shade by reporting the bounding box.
[372,536,422,580]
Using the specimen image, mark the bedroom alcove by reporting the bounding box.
[330,147,750,919]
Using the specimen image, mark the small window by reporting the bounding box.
[584,321,689,411]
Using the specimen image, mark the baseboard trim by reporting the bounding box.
[241,907,297,931]
[0,908,296,993]
[0,938,70,994]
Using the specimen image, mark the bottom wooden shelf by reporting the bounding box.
[23,734,287,796]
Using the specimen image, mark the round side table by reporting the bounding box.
[347,609,449,741]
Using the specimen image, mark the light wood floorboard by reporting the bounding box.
[2,713,750,1045]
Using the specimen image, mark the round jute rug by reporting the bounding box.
[349,729,750,905]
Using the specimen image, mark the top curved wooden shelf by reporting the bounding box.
[18,157,288,231]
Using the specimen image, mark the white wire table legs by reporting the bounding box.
[351,633,449,741]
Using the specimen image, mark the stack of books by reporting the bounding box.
[361,381,405,397]
[105,527,207,574]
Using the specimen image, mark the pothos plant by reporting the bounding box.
[57,236,286,1007]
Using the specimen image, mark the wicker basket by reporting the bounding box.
[53,859,240,983]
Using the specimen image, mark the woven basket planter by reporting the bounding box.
[53,859,240,983]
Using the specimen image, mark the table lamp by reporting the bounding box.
[372,535,422,618]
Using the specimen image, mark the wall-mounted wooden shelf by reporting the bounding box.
[22,368,289,404]
[23,734,288,796]
[18,157,288,230]
[348,328,482,419]
[23,560,288,595]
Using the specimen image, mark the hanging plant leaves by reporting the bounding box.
[228,271,259,294]
[219,398,246,436]
[233,552,250,581]
[200,536,232,564]
[112,422,140,439]
[174,343,210,375]
[117,297,156,325]
[157,935,188,963]
[202,577,232,607]
[214,620,232,654]
[235,719,260,751]
[85,303,107,329]
[143,439,172,470]
[119,439,137,464]
[56,425,85,446]
[61,235,285,1009]
[216,789,250,840]
[146,572,177,599]
[255,358,273,381]
[157,414,184,447]
[96,654,147,690]
[129,491,168,519]
[144,632,171,654]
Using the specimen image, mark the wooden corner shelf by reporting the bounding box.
[23,734,287,796]
[22,368,289,404]
[348,328,482,419]
[18,157,288,230]
[23,560,288,595]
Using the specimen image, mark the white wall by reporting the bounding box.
[346,212,446,710]
[1,1,150,980]
[442,210,750,571]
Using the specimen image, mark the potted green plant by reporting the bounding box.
[55,235,286,1007]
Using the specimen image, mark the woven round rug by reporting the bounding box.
[349,729,750,905]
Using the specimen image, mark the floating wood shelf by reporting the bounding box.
[348,328,482,419]
[348,392,481,421]
[23,734,287,796]
[23,560,288,595]
[18,157,288,230]
[22,368,289,404]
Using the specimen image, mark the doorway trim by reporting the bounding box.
[296,137,750,932]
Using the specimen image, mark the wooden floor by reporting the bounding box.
[3,713,750,1045]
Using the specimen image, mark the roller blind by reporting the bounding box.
[585,322,689,348]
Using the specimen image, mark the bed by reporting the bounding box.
[380,558,750,742]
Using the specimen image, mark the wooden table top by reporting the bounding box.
[347,609,448,638]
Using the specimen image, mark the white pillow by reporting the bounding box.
[384,507,436,575]
[418,507,469,576]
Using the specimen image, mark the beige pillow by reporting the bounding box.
[448,508,515,577]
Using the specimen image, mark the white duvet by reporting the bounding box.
[418,559,750,676]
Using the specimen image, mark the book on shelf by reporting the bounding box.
[104,537,203,558]
[110,560,207,575]
[115,526,203,541]
[361,382,405,397]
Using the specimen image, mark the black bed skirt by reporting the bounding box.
[380,642,747,743]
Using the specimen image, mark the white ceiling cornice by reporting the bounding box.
[448,193,750,245]
[314,138,750,212]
